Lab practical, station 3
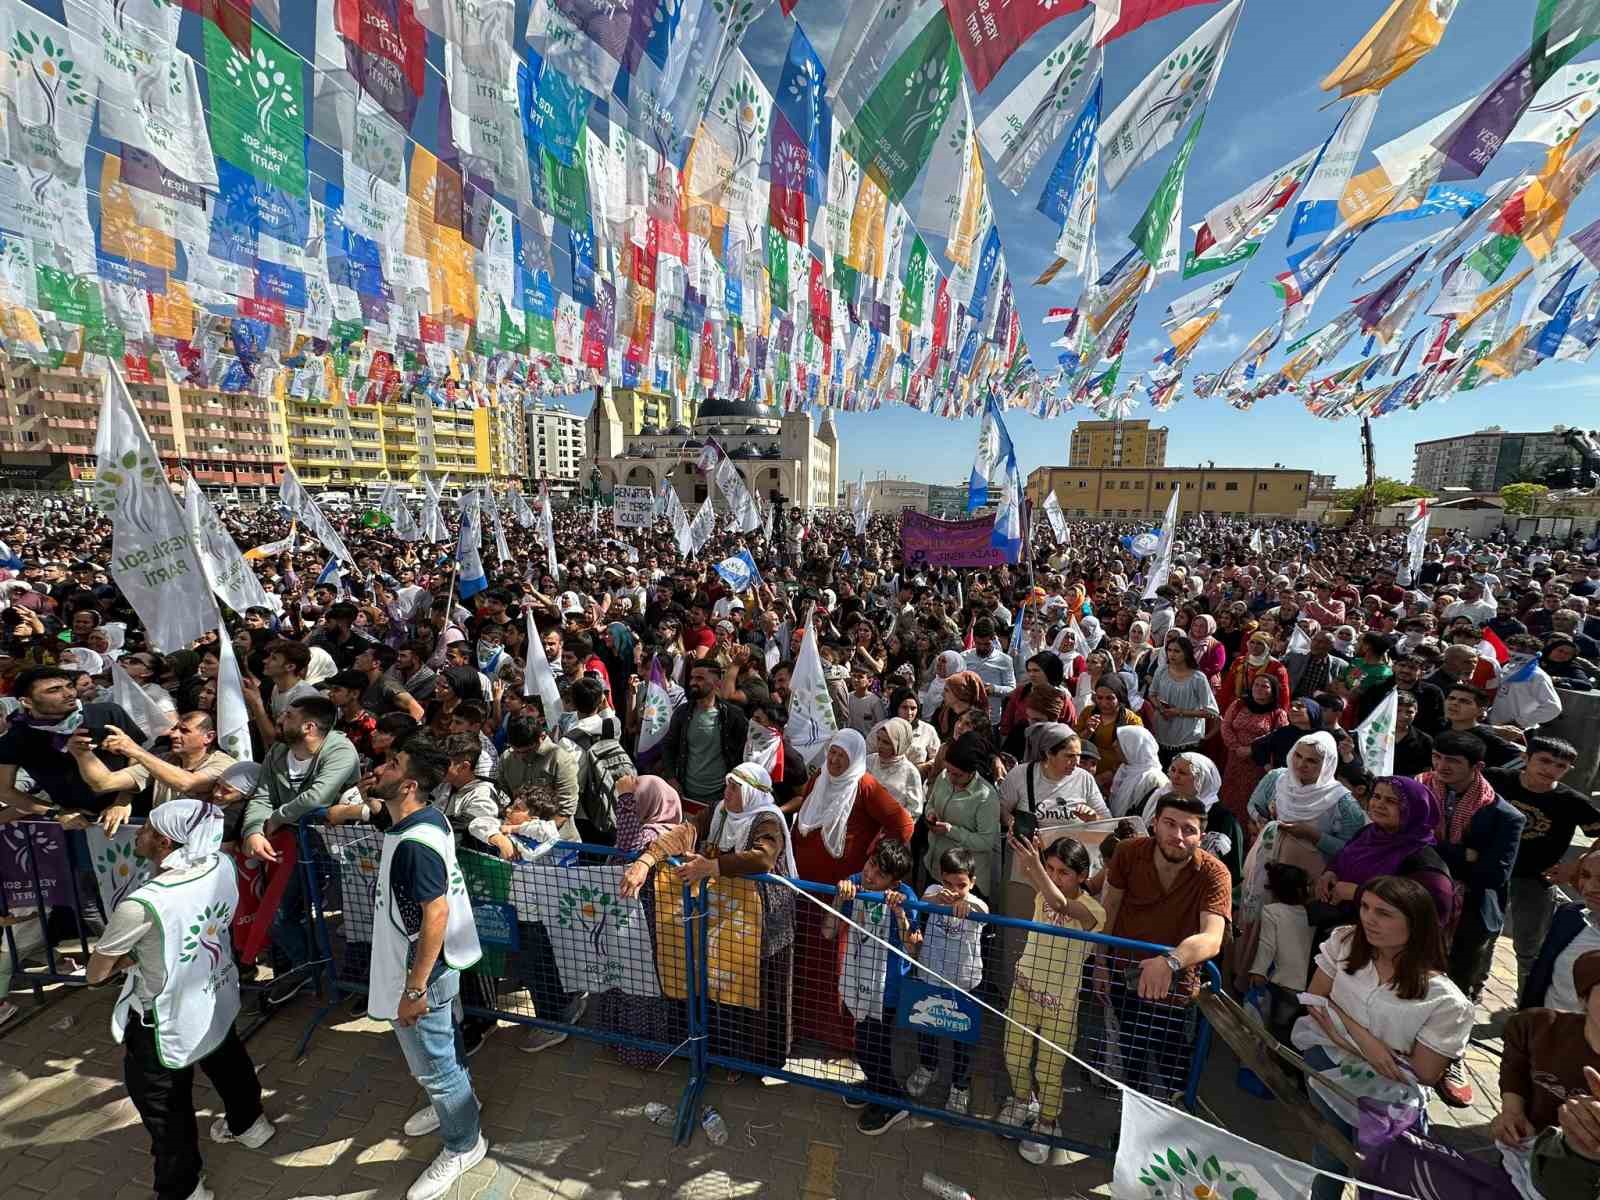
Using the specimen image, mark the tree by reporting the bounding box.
[1331,477,1428,510]
[1499,483,1550,514]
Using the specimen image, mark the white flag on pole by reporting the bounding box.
[280,467,355,564]
[539,482,559,581]
[687,496,716,556]
[1043,491,1069,543]
[93,362,218,652]
[1355,688,1399,778]
[1142,485,1181,601]
[483,486,513,565]
[784,605,838,767]
[524,609,564,732]
[215,629,252,763]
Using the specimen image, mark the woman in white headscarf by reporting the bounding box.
[619,764,795,1071]
[921,649,966,714]
[1141,752,1243,885]
[146,797,227,870]
[865,718,925,817]
[793,729,916,1052]
[1237,731,1368,970]
[1107,726,1167,818]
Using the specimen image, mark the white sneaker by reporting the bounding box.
[946,1087,970,1117]
[995,1096,1035,1138]
[1020,1120,1066,1166]
[406,1134,488,1200]
[562,992,590,1024]
[905,1065,935,1098]
[0,1000,18,1028]
[404,1105,441,1137]
[180,1180,213,1200]
[209,1113,276,1149]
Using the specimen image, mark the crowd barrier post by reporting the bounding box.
[0,818,107,997]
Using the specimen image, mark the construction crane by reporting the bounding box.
[1351,417,1378,526]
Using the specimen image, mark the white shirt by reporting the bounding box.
[999,762,1108,824]
[1313,926,1472,1058]
[963,646,1017,722]
[1489,669,1563,729]
[1548,916,1600,1013]
[1443,598,1498,626]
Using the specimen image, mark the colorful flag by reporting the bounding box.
[1322,0,1458,98]
[204,20,307,197]
[843,11,962,204]
[455,490,488,599]
[1130,116,1205,278]
[976,17,1097,193]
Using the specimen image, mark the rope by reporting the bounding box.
[770,876,1422,1200]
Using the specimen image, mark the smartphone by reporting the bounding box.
[1012,809,1039,844]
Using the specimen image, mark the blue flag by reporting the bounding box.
[1037,74,1101,225]
[774,26,831,202]
[456,492,488,599]
[316,556,341,587]
[713,549,762,592]
[1537,284,1588,358]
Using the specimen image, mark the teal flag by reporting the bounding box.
[1130,117,1205,276]
[204,21,307,197]
[842,12,962,203]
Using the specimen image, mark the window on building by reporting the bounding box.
[1134,480,1143,489]
[1205,482,1216,491]
[1155,481,1166,490]
[1258,482,1269,491]
[1295,483,1304,491]
[1077,480,1088,488]
[1224,482,1239,492]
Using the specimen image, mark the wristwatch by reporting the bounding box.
[1161,953,1183,976]
[403,986,427,1002]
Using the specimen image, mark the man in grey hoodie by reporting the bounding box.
[240,695,361,1002]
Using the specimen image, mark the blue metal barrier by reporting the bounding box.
[289,815,1224,1160]
[0,818,109,999]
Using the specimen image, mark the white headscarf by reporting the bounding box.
[743,720,782,778]
[1142,752,1223,821]
[795,729,868,859]
[148,798,226,871]
[922,650,965,712]
[1108,726,1167,818]
[707,762,796,876]
[1272,732,1346,822]
[1079,614,1104,652]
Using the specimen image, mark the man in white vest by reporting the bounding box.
[88,799,275,1200]
[365,736,489,1200]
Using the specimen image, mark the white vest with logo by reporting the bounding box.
[111,857,241,1069]
[369,818,483,1021]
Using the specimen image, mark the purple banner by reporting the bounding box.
[1434,49,1536,182]
[0,822,72,910]
[901,512,1008,568]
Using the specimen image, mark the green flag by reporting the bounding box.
[458,848,514,977]
[842,12,962,203]
[1533,1,1600,85]
[1130,117,1205,277]
[900,235,929,325]
[1468,233,1522,283]
[204,21,307,197]
[1182,240,1261,280]
[37,267,104,328]
[542,147,589,230]
[767,234,789,309]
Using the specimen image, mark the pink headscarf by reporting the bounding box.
[621,777,683,851]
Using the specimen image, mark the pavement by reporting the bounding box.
[0,925,1522,1200]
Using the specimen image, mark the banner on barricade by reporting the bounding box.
[901,512,1009,568]
[459,848,529,976]
[654,871,763,1008]
[88,824,151,912]
[1114,1089,1319,1199]
[533,863,660,997]
[611,486,656,529]
[231,829,298,964]
[327,825,384,946]
[0,822,72,910]
[898,979,982,1045]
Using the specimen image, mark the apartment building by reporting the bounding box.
[526,401,585,490]
[1068,419,1168,468]
[1411,426,1587,492]
[1027,463,1313,519]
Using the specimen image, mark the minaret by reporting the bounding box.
[817,409,841,511]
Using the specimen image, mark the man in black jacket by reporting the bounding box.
[660,661,748,808]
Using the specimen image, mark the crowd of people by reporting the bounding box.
[3,487,1600,1198]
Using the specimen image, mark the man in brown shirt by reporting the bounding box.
[1496,951,1600,1143]
[1099,793,1230,1101]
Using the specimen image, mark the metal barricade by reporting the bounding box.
[690,874,1221,1162]
[0,818,109,1002]
[297,818,706,1143]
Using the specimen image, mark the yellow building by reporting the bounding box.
[1026,464,1313,519]
[1068,419,1168,468]
[0,359,528,492]
[609,386,694,436]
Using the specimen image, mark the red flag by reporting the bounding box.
[181,0,252,54]
[1480,626,1511,665]
[231,830,298,965]
[1093,0,1222,43]
[335,0,427,127]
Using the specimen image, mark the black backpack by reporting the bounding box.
[565,719,632,841]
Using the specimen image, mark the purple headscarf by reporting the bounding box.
[1329,776,1440,886]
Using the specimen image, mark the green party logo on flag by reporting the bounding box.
[1136,1145,1258,1199]
[6,26,92,150]
[900,235,929,325]
[204,21,306,196]
[843,11,962,203]
[36,266,104,328]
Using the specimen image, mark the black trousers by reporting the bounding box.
[854,1006,901,1100]
[1448,912,1498,1003]
[123,1016,264,1200]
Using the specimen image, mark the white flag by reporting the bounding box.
[1044,490,1069,543]
[215,629,252,763]
[1355,688,1399,778]
[93,363,218,652]
[851,473,870,537]
[509,488,537,529]
[110,657,175,743]
[714,455,762,533]
[687,496,716,556]
[182,471,276,616]
[421,475,449,542]
[280,468,355,564]
[1401,502,1430,586]
[1192,148,1318,261]
[1142,485,1181,601]
[1098,0,1243,191]
[1164,271,1243,329]
[539,482,559,581]
[1291,94,1382,238]
[483,486,513,565]
[524,609,564,732]
[976,17,1098,194]
[1115,1091,1319,1200]
[784,606,838,767]
[1286,621,1313,657]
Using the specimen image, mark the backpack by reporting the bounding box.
[565,719,631,840]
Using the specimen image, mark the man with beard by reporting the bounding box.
[1099,793,1229,1101]
[660,660,748,808]
[364,738,490,1200]
[0,666,146,819]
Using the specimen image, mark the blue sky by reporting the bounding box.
[551,0,1600,489]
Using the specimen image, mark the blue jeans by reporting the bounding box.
[391,971,480,1154]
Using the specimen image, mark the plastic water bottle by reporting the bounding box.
[700,1106,729,1146]
[922,1173,975,1200]
[643,1101,674,1126]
